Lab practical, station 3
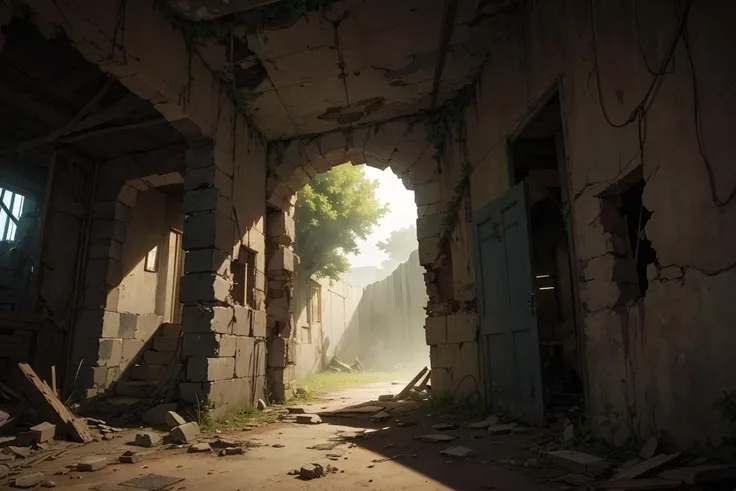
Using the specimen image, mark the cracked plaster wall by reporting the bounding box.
[451,0,736,444]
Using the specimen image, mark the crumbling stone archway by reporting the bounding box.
[263,120,448,400]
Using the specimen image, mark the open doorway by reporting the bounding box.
[509,93,584,420]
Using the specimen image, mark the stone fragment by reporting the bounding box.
[415,434,456,443]
[468,415,499,429]
[30,422,55,443]
[287,407,305,414]
[8,446,31,458]
[433,423,458,431]
[371,411,391,422]
[225,447,244,455]
[547,449,608,474]
[77,456,108,472]
[0,464,8,478]
[440,446,477,458]
[165,411,186,428]
[188,443,211,453]
[378,395,394,402]
[142,403,178,426]
[170,422,201,443]
[40,481,57,488]
[639,436,658,460]
[296,414,322,424]
[487,423,518,435]
[119,451,141,464]
[13,472,44,488]
[134,432,161,448]
[257,399,267,410]
[299,463,324,480]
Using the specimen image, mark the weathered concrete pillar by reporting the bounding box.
[265,208,297,401]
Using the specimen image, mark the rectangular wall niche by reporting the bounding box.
[231,245,256,307]
[598,166,658,305]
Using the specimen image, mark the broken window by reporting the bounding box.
[144,245,159,272]
[599,167,658,304]
[308,280,321,323]
[0,187,25,241]
[231,246,256,307]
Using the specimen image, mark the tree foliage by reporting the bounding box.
[376,225,418,273]
[294,164,387,280]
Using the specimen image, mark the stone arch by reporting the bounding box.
[263,119,449,401]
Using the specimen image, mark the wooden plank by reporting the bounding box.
[393,366,428,401]
[15,363,93,443]
[416,370,431,391]
[611,453,681,482]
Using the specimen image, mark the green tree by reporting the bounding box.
[376,225,418,273]
[295,163,387,280]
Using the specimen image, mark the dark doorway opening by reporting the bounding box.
[509,94,584,420]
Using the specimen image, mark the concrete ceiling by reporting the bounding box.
[169,0,520,140]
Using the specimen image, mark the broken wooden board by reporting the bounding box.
[658,464,736,485]
[415,370,431,391]
[597,478,681,489]
[393,367,428,401]
[610,453,681,482]
[16,363,93,443]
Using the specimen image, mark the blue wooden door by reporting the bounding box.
[473,183,545,425]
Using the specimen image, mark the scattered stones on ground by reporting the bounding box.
[371,411,391,422]
[287,407,305,414]
[77,456,107,472]
[415,434,456,443]
[188,443,211,453]
[257,399,267,410]
[29,422,55,443]
[440,446,477,458]
[433,423,459,431]
[169,422,201,444]
[638,436,658,460]
[165,411,186,429]
[299,463,324,480]
[487,424,518,435]
[134,432,161,448]
[468,415,500,429]
[378,395,394,402]
[296,414,322,424]
[120,451,142,464]
[13,472,44,488]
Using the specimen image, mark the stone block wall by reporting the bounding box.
[426,312,480,400]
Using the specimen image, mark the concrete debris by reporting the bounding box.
[565,473,595,485]
[371,411,391,422]
[440,446,477,458]
[487,424,518,435]
[188,443,211,453]
[432,423,459,431]
[134,432,161,448]
[225,447,244,455]
[102,433,116,441]
[658,464,736,485]
[165,411,186,429]
[170,422,201,443]
[257,399,268,410]
[378,395,394,402]
[611,453,681,481]
[142,403,178,426]
[119,451,142,464]
[77,456,107,472]
[638,436,658,460]
[0,464,8,478]
[296,414,322,425]
[467,415,499,429]
[30,422,55,443]
[13,472,44,488]
[548,449,609,474]
[299,463,324,480]
[7,446,31,458]
[40,481,56,488]
[415,434,456,443]
[287,407,305,414]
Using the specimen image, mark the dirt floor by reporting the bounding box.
[3,381,578,490]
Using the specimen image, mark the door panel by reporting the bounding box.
[473,183,545,425]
